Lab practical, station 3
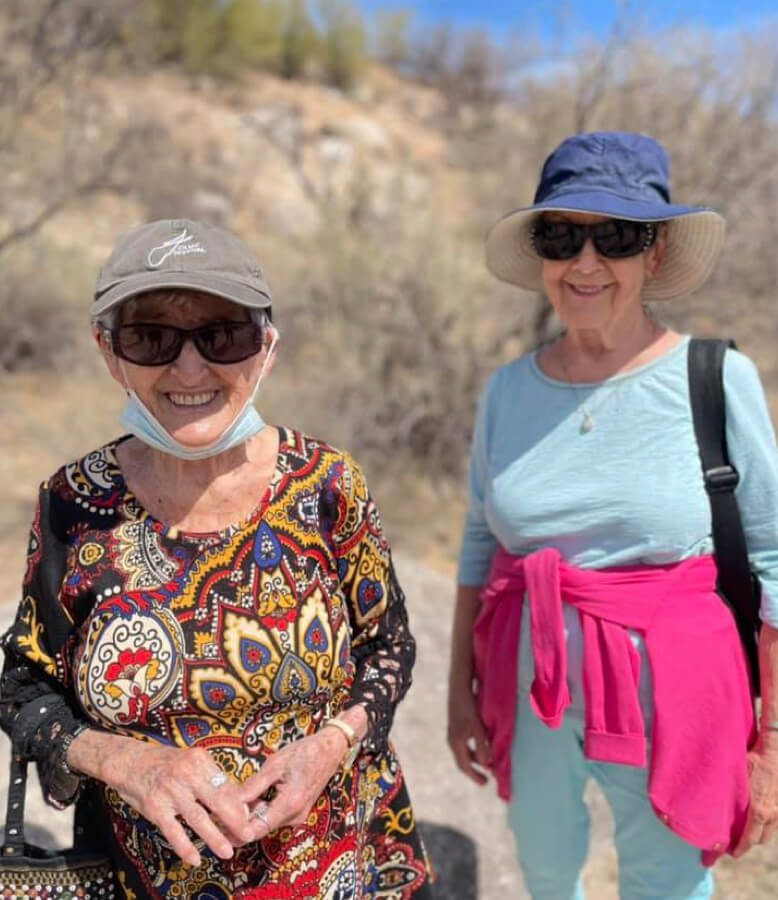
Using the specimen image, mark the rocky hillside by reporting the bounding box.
[36,65,456,273]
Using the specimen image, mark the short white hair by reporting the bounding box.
[91,299,271,331]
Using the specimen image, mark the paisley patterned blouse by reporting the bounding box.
[0,430,433,899]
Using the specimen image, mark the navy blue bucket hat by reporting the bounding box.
[485,131,726,300]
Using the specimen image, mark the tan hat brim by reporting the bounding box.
[485,208,726,300]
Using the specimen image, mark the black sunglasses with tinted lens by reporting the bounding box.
[531,218,657,260]
[109,321,265,366]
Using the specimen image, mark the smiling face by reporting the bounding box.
[539,212,665,334]
[99,290,273,448]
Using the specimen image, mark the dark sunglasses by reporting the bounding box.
[107,321,266,367]
[531,218,658,260]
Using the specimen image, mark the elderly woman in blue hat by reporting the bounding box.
[447,132,778,898]
[0,219,433,898]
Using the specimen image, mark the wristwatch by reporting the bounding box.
[322,717,362,769]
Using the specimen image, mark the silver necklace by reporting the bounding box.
[558,357,627,435]
[556,323,663,434]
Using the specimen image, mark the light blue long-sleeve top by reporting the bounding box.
[458,336,778,711]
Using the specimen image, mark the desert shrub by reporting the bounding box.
[373,10,413,70]
[144,0,225,73]
[142,0,291,78]
[317,0,367,90]
[280,0,319,78]
[0,241,92,373]
[277,185,531,479]
[408,24,506,120]
[139,0,364,84]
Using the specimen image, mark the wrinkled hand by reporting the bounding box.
[238,729,347,839]
[447,678,491,786]
[103,742,253,867]
[732,746,778,857]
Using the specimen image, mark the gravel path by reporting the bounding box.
[1,549,776,897]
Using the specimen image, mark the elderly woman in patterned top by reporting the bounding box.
[0,219,432,899]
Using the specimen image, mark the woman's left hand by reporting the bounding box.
[732,744,778,856]
[237,728,349,839]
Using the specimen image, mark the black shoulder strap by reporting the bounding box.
[688,337,761,690]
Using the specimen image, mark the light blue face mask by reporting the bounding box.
[119,334,277,461]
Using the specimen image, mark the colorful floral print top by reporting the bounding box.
[0,430,433,899]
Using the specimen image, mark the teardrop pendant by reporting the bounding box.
[580,411,595,433]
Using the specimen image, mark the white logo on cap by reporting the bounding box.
[147,229,206,268]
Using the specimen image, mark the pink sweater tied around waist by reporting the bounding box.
[472,547,756,862]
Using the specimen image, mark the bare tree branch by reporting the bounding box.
[0,127,139,255]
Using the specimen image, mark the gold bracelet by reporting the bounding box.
[321,717,361,768]
[322,717,358,747]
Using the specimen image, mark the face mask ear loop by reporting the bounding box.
[258,329,278,385]
[239,328,278,411]
[117,359,133,397]
[117,353,187,446]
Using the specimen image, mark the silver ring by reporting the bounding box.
[252,801,270,828]
[209,771,228,789]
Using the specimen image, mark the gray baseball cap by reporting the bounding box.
[92,218,272,316]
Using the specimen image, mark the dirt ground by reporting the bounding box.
[1,541,777,898]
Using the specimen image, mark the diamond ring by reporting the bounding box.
[209,771,228,789]
[252,801,271,828]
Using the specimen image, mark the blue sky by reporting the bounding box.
[359,0,776,40]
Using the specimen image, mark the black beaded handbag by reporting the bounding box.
[0,745,117,899]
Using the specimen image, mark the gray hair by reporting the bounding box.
[91,298,271,331]
[91,308,117,328]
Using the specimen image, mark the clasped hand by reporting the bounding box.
[105,727,349,867]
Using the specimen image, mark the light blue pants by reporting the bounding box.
[507,696,714,900]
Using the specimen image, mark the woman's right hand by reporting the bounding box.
[69,730,254,867]
[447,583,491,786]
[447,677,491,786]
